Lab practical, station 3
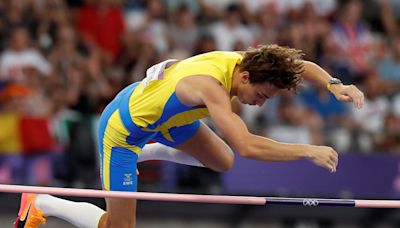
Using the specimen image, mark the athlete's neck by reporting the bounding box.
[230,65,240,97]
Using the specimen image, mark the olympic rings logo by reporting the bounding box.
[302,199,319,206]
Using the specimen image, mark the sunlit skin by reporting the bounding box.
[174,59,364,174]
[233,70,280,106]
[99,49,365,228]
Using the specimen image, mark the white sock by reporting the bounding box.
[35,194,105,228]
[33,145,200,227]
[138,143,204,167]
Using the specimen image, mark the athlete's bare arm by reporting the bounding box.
[176,76,338,172]
[302,61,364,109]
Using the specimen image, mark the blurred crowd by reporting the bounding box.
[0,0,399,187]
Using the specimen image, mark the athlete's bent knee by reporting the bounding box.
[213,149,234,172]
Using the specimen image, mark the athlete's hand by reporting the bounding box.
[308,146,338,172]
[329,84,364,109]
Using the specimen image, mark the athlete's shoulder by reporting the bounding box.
[185,51,242,61]
[202,51,243,58]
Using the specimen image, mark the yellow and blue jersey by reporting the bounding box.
[98,51,243,191]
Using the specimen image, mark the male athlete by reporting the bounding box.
[15,45,364,228]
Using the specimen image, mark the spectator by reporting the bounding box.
[76,0,124,63]
[377,33,400,93]
[168,4,199,56]
[0,0,36,50]
[300,87,348,125]
[33,0,71,53]
[300,86,352,151]
[209,3,253,51]
[48,24,84,82]
[265,91,324,145]
[252,3,280,46]
[329,0,376,83]
[350,74,390,152]
[164,0,200,16]
[192,33,216,55]
[394,94,400,117]
[139,0,169,55]
[375,112,400,153]
[0,26,51,83]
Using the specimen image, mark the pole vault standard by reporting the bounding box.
[0,184,399,208]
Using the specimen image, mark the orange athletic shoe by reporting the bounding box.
[14,193,46,228]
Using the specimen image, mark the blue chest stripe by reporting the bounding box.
[146,92,195,129]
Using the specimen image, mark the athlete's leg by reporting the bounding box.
[15,192,105,228]
[98,144,139,228]
[98,198,136,228]
[16,147,138,228]
[97,85,141,228]
[155,121,234,172]
[175,122,234,172]
[98,148,138,228]
[138,142,204,167]
[15,84,142,228]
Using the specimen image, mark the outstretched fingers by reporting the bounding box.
[309,146,339,173]
[330,151,338,172]
[343,85,365,109]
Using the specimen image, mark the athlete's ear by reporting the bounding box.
[241,71,250,84]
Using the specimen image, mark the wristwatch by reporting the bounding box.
[326,78,342,90]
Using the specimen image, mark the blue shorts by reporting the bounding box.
[97,82,200,192]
